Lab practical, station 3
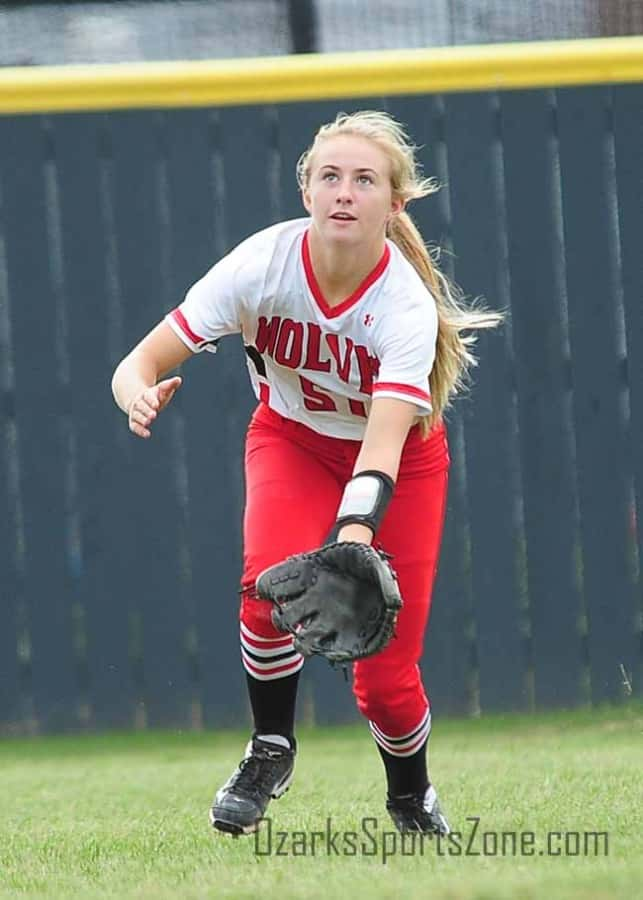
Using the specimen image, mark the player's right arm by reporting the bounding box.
[111,320,193,439]
[112,223,284,437]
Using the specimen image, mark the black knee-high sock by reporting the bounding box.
[377,740,429,797]
[246,671,300,740]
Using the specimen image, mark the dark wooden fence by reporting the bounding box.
[0,79,641,733]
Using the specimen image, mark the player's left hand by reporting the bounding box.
[256,542,402,664]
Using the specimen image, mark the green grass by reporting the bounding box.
[1,705,641,899]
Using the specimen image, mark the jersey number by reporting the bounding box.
[299,377,367,418]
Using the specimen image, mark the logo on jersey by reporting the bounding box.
[254,316,379,393]
[363,314,374,327]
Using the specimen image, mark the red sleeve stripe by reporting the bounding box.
[171,308,206,345]
[373,382,431,404]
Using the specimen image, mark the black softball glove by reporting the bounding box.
[255,542,403,664]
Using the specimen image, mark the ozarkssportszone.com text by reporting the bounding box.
[254,816,609,862]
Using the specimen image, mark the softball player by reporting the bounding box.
[112,110,499,837]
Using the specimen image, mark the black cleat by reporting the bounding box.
[386,784,451,835]
[209,736,296,836]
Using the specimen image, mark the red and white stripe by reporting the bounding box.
[372,381,432,408]
[168,308,216,351]
[240,622,304,681]
[369,707,431,757]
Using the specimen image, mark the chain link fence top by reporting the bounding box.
[0,0,641,66]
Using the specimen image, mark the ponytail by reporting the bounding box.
[387,212,503,433]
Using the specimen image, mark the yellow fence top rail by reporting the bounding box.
[1,36,642,115]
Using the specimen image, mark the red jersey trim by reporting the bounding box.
[302,229,390,319]
[171,308,206,345]
[373,382,432,404]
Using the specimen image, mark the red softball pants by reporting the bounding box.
[240,402,449,747]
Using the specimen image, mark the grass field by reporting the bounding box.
[1,705,641,899]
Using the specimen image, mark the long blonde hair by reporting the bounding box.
[297,110,503,433]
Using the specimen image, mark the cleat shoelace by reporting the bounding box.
[231,748,288,800]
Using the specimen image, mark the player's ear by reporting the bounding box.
[387,195,404,226]
[390,195,404,217]
[302,188,312,214]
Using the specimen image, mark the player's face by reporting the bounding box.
[303,135,403,248]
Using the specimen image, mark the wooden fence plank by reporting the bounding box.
[501,89,585,707]
[613,83,643,698]
[443,92,526,711]
[108,111,190,727]
[0,116,77,730]
[557,85,636,703]
[52,112,136,728]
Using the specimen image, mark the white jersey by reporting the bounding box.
[165,218,438,440]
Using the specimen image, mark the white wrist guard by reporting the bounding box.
[333,470,395,537]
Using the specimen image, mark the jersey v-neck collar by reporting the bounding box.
[301,228,390,319]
